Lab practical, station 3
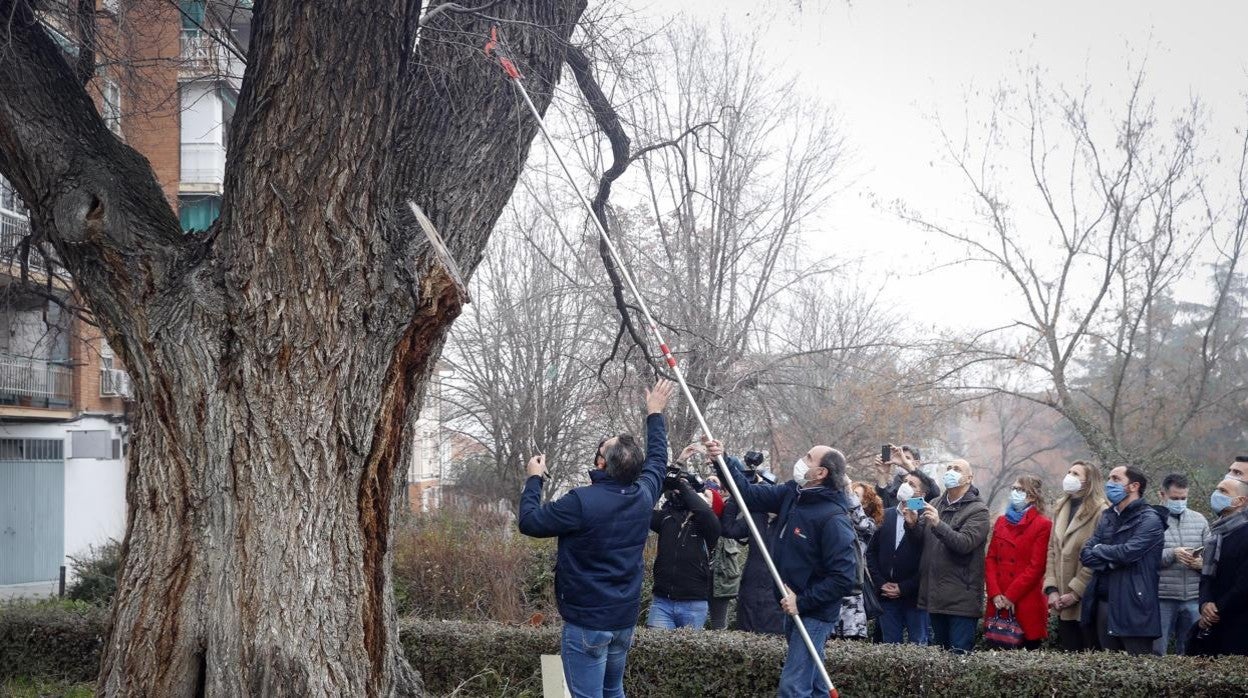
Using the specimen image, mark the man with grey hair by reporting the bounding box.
[913,458,990,654]
[1193,476,1248,656]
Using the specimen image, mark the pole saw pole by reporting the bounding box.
[483,28,838,698]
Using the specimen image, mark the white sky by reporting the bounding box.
[629,0,1248,332]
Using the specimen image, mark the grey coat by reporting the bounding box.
[1158,509,1209,602]
[915,488,990,618]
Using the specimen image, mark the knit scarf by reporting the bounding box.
[1005,504,1030,525]
[1203,507,1248,578]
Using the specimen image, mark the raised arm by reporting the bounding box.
[518,477,584,538]
[636,379,676,501]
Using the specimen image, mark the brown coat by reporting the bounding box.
[1043,494,1107,621]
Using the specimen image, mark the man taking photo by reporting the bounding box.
[518,379,676,698]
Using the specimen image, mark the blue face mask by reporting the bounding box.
[1211,491,1233,515]
[1009,490,1028,510]
[1105,481,1128,505]
[1165,499,1187,515]
[943,470,963,491]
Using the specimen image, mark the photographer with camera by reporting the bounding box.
[646,444,722,630]
[721,451,786,634]
[706,439,857,698]
[874,444,939,509]
[518,379,676,698]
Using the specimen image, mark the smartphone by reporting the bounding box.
[882,444,892,463]
[906,497,925,511]
[1191,546,1204,555]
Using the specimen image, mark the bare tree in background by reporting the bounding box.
[903,73,1248,477]
[442,209,613,503]
[0,0,589,694]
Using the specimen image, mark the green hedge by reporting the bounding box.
[0,601,106,683]
[403,619,1248,697]
[6,604,1248,697]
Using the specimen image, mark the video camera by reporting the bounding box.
[742,450,776,484]
[664,464,706,492]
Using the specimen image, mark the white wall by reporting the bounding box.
[0,418,127,573]
[180,82,224,145]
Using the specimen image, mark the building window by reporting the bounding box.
[70,430,112,459]
[180,0,206,32]
[102,79,122,135]
[179,195,221,232]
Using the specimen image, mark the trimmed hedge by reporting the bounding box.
[403,619,1248,697]
[0,602,106,683]
[6,605,1248,697]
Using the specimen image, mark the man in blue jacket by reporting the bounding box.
[1079,464,1165,655]
[518,379,675,698]
[707,440,857,698]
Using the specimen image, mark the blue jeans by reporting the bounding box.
[561,622,635,698]
[1154,599,1199,655]
[879,599,929,645]
[929,613,977,654]
[646,596,709,630]
[778,615,835,698]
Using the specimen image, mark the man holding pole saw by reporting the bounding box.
[706,440,858,698]
[518,379,676,698]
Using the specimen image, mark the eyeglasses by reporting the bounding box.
[1010,486,1026,493]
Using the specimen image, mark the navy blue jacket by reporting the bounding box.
[719,455,858,622]
[866,506,925,603]
[518,413,668,630]
[1079,497,1165,638]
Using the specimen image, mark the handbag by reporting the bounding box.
[860,566,884,620]
[983,609,1025,648]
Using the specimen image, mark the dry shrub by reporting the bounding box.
[393,503,555,623]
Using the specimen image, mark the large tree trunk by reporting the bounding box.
[0,0,584,695]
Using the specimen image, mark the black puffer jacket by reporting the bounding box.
[650,480,720,601]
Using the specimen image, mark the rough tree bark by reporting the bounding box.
[0,0,584,695]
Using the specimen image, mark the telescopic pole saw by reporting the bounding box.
[482,27,838,698]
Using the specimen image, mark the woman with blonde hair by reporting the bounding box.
[985,474,1053,649]
[1043,460,1110,651]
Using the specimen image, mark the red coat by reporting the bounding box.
[984,506,1053,640]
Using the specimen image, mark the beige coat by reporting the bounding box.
[1043,494,1107,621]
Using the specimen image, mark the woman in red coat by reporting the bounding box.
[985,475,1053,649]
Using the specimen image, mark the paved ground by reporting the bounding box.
[0,580,58,601]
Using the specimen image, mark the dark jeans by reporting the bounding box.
[929,612,977,654]
[879,599,929,645]
[1095,603,1154,655]
[708,597,733,630]
[1057,618,1099,651]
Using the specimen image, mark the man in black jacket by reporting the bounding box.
[1079,465,1164,655]
[867,471,929,644]
[647,472,721,629]
[1193,476,1248,656]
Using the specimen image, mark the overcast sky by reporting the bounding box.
[628,0,1248,332]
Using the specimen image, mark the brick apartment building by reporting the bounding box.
[0,1,451,588]
[0,0,246,588]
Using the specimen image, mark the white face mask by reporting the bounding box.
[1062,474,1083,494]
[896,482,916,502]
[793,457,809,486]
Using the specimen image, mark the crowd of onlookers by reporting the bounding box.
[516,380,1248,698]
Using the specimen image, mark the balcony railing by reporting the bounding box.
[1,209,63,273]
[99,368,134,399]
[180,30,229,75]
[0,354,72,409]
